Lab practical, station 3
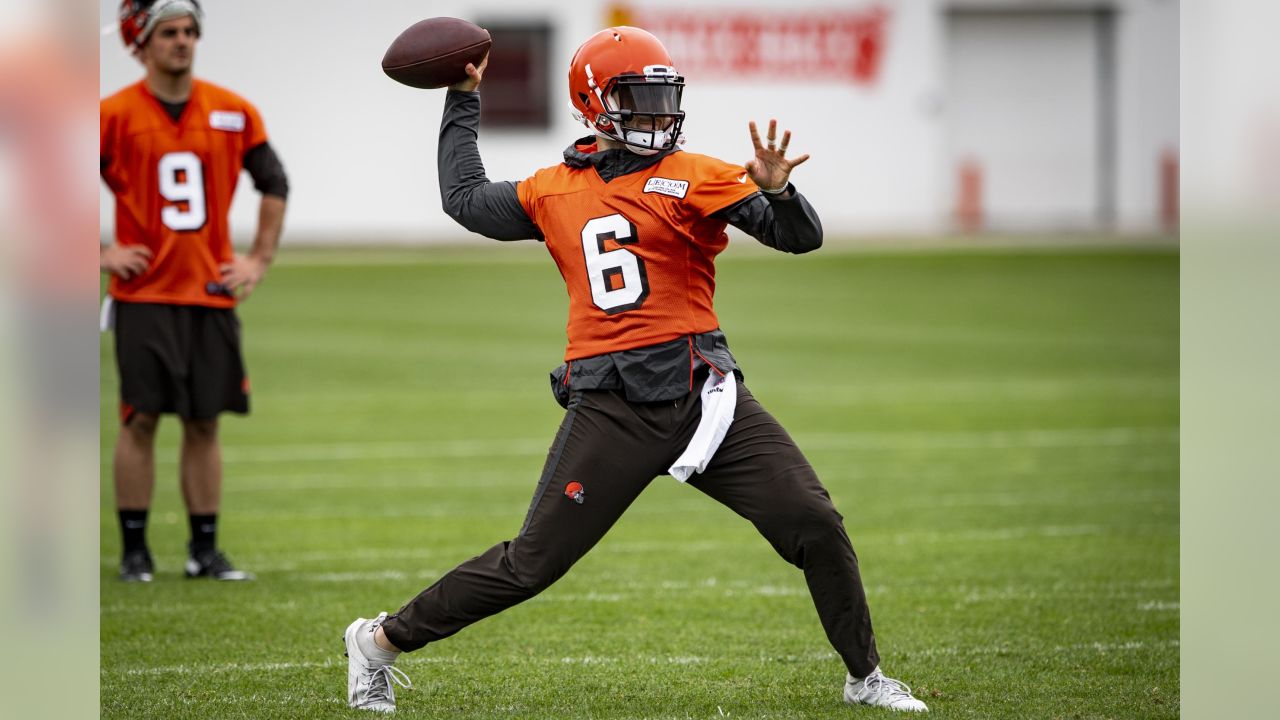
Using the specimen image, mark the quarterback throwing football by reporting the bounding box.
[345,27,927,714]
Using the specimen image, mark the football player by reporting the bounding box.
[345,27,926,713]
[100,0,289,582]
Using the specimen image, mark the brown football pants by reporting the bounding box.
[380,380,881,677]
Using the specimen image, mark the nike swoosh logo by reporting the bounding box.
[736,173,748,183]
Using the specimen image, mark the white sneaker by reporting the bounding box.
[344,612,412,713]
[844,668,929,712]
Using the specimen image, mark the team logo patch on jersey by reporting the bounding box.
[564,481,585,504]
[643,177,689,199]
[209,110,246,132]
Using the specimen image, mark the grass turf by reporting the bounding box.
[100,243,1178,718]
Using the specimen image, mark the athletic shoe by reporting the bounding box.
[844,668,929,712]
[344,612,412,713]
[119,549,153,582]
[184,546,254,581]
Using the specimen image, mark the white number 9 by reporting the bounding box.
[158,151,207,231]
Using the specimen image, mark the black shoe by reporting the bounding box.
[120,549,154,582]
[184,546,254,581]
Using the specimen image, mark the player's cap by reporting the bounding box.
[119,0,204,50]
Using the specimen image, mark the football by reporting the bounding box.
[382,17,492,89]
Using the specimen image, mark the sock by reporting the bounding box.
[189,513,217,555]
[118,509,149,554]
[850,666,880,683]
[357,622,400,666]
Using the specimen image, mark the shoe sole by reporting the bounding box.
[185,559,255,581]
[343,618,364,706]
[844,693,929,712]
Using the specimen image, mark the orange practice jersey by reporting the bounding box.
[518,147,759,360]
[100,79,268,308]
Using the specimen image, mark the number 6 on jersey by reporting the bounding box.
[580,213,650,314]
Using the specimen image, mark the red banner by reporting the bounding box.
[605,4,891,85]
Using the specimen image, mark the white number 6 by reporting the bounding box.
[580,214,650,314]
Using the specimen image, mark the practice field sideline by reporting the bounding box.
[100,243,1179,719]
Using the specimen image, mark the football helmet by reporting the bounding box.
[119,0,203,50]
[569,27,685,156]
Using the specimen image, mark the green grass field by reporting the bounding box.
[100,242,1179,719]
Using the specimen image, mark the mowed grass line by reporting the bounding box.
[100,245,1178,719]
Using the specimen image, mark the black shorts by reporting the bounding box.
[113,301,249,423]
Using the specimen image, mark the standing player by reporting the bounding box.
[344,27,926,713]
[100,0,288,582]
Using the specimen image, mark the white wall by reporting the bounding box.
[946,9,1104,231]
[1115,0,1180,232]
[98,0,1178,242]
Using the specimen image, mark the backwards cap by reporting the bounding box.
[119,0,204,50]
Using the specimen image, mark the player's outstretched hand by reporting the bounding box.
[220,255,268,300]
[745,119,810,195]
[449,52,489,92]
[100,244,152,280]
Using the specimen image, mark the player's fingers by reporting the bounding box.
[779,130,791,156]
[788,153,811,168]
[767,119,777,148]
[128,246,153,259]
[748,121,763,151]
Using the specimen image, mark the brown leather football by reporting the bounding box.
[382,17,491,89]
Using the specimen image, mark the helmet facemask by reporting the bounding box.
[594,67,686,156]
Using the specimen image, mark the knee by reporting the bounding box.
[504,542,572,595]
[761,490,848,566]
[804,501,846,537]
[775,511,849,570]
[123,412,159,441]
[182,418,219,443]
[787,502,847,550]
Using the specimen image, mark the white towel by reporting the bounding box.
[99,295,115,332]
[668,370,737,482]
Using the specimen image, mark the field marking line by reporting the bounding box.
[142,426,1177,466]
[190,454,1177,492]
[107,639,1179,678]
[111,658,342,676]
